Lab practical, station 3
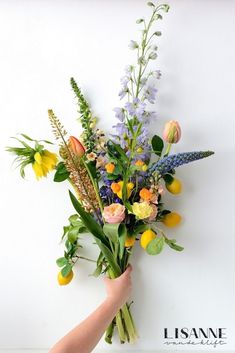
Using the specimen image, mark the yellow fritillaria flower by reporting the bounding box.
[32,150,58,180]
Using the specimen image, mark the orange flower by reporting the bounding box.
[105,163,115,173]
[135,160,144,167]
[139,188,152,201]
[69,136,85,157]
[111,182,121,193]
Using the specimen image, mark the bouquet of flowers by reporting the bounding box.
[6,1,214,345]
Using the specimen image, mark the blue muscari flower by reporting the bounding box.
[148,150,214,176]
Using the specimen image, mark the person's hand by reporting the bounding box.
[103,264,133,309]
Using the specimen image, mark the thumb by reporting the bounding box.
[122,264,133,276]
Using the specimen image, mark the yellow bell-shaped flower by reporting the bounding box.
[32,150,58,180]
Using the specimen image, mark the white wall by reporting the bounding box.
[0,0,235,351]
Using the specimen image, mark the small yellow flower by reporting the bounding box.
[132,201,153,219]
[105,163,115,173]
[136,147,143,153]
[32,150,58,180]
[125,234,136,247]
[111,181,134,199]
[142,164,148,171]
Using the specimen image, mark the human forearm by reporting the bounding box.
[49,297,121,353]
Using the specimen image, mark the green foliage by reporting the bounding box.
[70,77,96,152]
[163,173,174,184]
[56,257,68,267]
[61,264,73,277]
[54,162,70,182]
[165,238,184,252]
[6,134,55,178]
[146,236,165,255]
[151,135,164,156]
[69,190,109,247]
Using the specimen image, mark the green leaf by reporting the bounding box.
[163,173,174,184]
[107,140,128,163]
[103,223,120,244]
[56,257,68,267]
[151,135,164,156]
[124,201,133,213]
[95,237,121,276]
[62,225,70,240]
[69,190,121,276]
[160,209,171,216]
[68,227,80,243]
[86,161,97,179]
[54,162,70,182]
[165,238,184,251]
[146,236,165,255]
[90,264,103,278]
[69,190,109,247]
[61,264,73,277]
[118,223,127,260]
[133,224,149,236]
[20,133,34,141]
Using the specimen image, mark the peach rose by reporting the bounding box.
[102,203,126,224]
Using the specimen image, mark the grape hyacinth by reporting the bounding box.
[148,151,215,176]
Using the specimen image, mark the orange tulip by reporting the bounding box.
[69,136,85,157]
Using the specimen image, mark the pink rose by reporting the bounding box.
[102,203,126,224]
[163,120,181,144]
[148,204,158,221]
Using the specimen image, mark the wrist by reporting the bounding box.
[105,296,123,311]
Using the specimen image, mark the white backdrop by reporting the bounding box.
[0,0,235,352]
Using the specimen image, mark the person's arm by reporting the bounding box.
[49,264,133,353]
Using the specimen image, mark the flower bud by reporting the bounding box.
[163,120,181,144]
[69,136,85,157]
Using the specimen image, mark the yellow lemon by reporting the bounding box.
[57,270,74,286]
[165,178,182,194]
[125,235,136,247]
[140,229,157,249]
[162,212,182,227]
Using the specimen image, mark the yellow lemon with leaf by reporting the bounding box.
[162,212,182,227]
[165,177,182,194]
[57,270,74,285]
[140,229,157,249]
